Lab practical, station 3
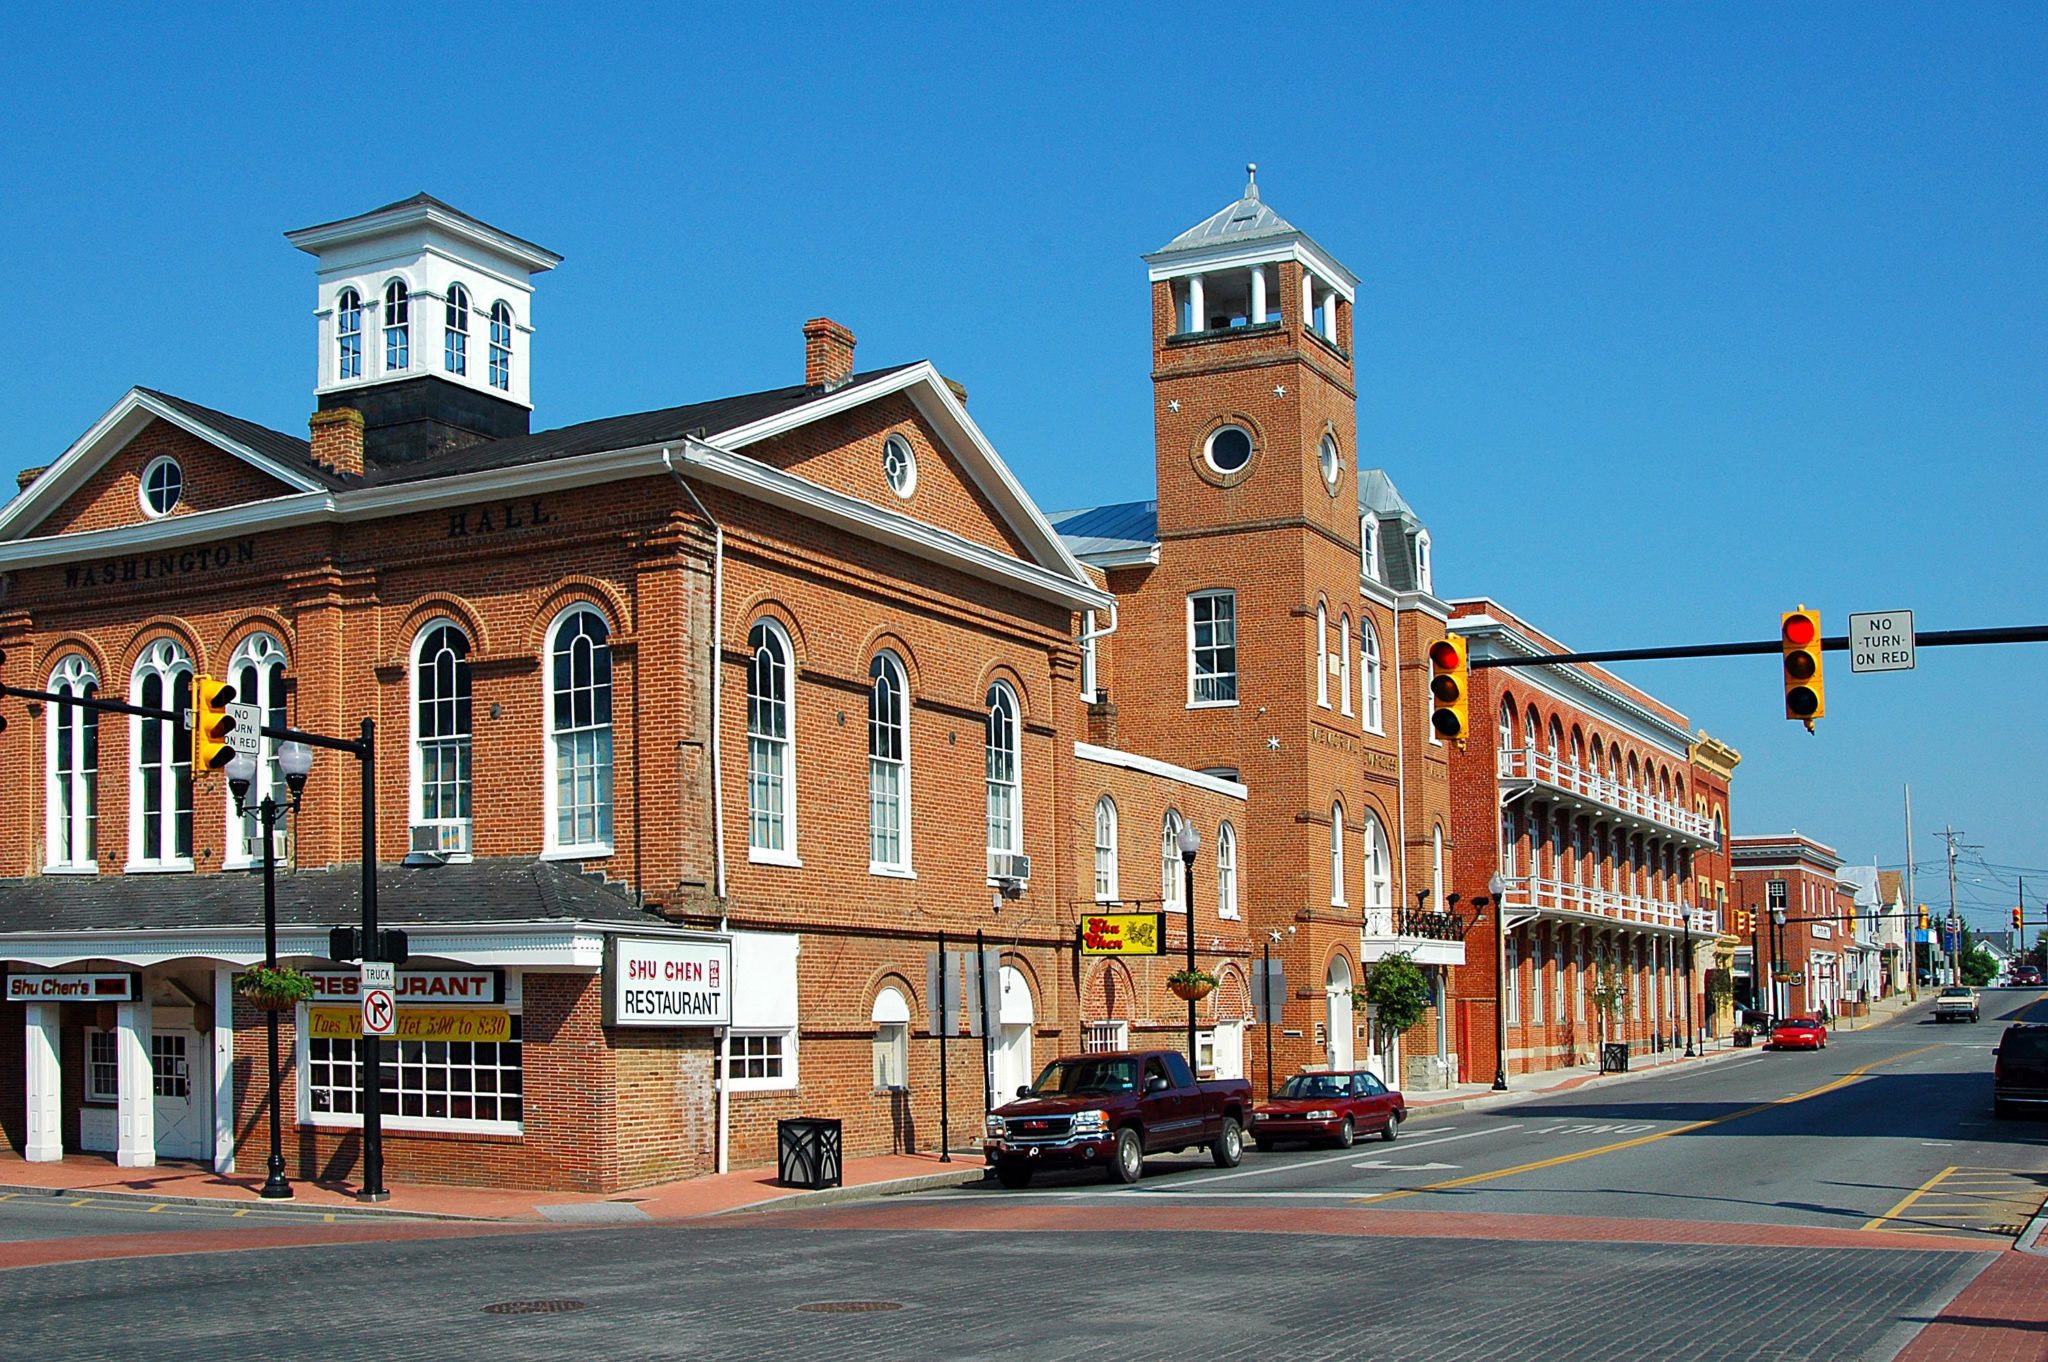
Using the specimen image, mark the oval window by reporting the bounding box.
[140,456,184,518]
[883,434,917,498]
[1319,434,1342,489]
[1205,426,1253,474]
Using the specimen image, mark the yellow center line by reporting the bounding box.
[1358,1043,1941,1206]
[145,1203,167,1213]
[1864,1165,1961,1232]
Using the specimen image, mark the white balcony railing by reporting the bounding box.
[1498,748,1716,846]
[1497,873,1690,933]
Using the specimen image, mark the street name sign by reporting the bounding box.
[1847,611,1914,673]
[224,702,263,754]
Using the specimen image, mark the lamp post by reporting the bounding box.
[1488,871,1508,1091]
[1681,899,1695,1057]
[1177,821,1202,1072]
[227,740,314,1201]
[1771,905,1788,1020]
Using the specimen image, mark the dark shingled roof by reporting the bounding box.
[0,858,661,936]
[288,193,560,264]
[139,389,344,490]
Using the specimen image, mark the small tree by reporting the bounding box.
[1586,946,1632,1048]
[1360,952,1432,1057]
[1960,945,1999,988]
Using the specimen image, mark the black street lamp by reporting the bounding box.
[1177,821,1202,1072]
[1771,904,1788,1020]
[227,740,314,1201]
[1681,898,1695,1058]
[1488,871,1508,1091]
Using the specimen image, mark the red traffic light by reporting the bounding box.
[1782,613,1817,647]
[1428,640,1461,669]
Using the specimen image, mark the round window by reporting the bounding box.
[883,434,917,499]
[140,456,183,518]
[1204,426,1253,475]
[1319,434,1342,490]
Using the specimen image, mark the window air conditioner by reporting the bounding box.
[988,852,1031,886]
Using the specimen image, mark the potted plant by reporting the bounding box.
[1167,967,1218,1001]
[237,964,315,1012]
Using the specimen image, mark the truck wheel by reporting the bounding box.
[1334,1118,1356,1149]
[1210,1117,1244,1168]
[1109,1127,1145,1184]
[994,1163,1034,1189]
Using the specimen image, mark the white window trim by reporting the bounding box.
[138,455,182,519]
[1315,603,1331,709]
[1363,812,1391,928]
[1416,530,1433,593]
[1330,801,1348,907]
[221,633,289,871]
[1361,619,1384,735]
[542,604,615,860]
[409,619,474,863]
[1360,517,1380,582]
[867,651,912,876]
[1079,610,1099,704]
[1162,809,1187,912]
[1094,795,1119,903]
[747,619,799,865]
[883,433,918,500]
[1337,613,1353,716]
[984,682,1022,865]
[1217,820,1240,920]
[296,1002,524,1137]
[126,640,193,873]
[1186,590,1238,709]
[724,1028,799,1093]
[45,654,99,873]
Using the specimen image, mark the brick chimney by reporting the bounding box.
[803,318,857,391]
[309,407,365,479]
[16,465,46,493]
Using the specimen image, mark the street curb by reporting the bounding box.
[1404,1043,1756,1124]
[0,1182,489,1223]
[2014,1202,2048,1256]
[706,1165,990,1217]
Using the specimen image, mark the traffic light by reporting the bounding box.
[1781,607,1824,731]
[192,675,238,772]
[1429,635,1470,741]
[2016,906,2025,931]
[1918,905,1931,933]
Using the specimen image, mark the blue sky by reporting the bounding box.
[2,5,2043,934]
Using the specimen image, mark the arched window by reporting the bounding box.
[1627,753,1641,791]
[1329,800,1347,906]
[226,633,289,867]
[1161,809,1188,911]
[547,607,613,852]
[412,622,472,854]
[1524,709,1540,766]
[336,288,363,380]
[46,654,98,870]
[1093,796,1118,902]
[1432,823,1445,908]
[444,283,470,375]
[383,280,410,372]
[129,639,193,868]
[488,301,513,391]
[747,621,795,859]
[868,652,909,872]
[1361,517,1380,581]
[1315,602,1330,708]
[1590,735,1604,787]
[1547,718,1563,764]
[1361,618,1384,733]
[1571,728,1586,774]
[1415,531,1433,593]
[985,683,1020,859]
[1362,811,1392,929]
[1498,697,1516,755]
[1337,613,1353,716]
[871,987,909,1090]
[1217,821,1239,919]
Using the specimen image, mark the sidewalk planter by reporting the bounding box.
[1600,1043,1631,1074]
[776,1117,843,1190]
[1733,1028,1754,1048]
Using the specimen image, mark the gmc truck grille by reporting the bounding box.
[1007,1116,1074,1141]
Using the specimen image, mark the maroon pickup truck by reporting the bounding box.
[983,1049,1253,1188]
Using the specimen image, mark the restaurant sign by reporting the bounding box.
[1080,912,1166,957]
[605,936,732,1028]
[307,1008,513,1043]
[6,971,137,1002]
[303,969,503,1005]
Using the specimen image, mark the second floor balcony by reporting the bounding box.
[1496,873,1692,935]
[1498,748,1717,848]
[1360,906,1466,966]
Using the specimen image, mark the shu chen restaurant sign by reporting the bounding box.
[605,936,732,1028]
[6,971,138,1002]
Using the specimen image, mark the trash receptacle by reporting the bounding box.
[1733,1029,1753,1048]
[1600,1043,1630,1074]
[777,1117,843,1189]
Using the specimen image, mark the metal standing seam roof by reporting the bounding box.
[1048,500,1159,557]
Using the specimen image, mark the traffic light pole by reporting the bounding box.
[1466,623,2048,670]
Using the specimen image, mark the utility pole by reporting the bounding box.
[1903,785,1916,1001]
[1939,826,1971,986]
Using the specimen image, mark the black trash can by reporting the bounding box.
[777,1117,843,1189]
[1601,1043,1630,1074]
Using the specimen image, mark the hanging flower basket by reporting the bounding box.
[1167,968,1218,1002]
[237,965,314,1013]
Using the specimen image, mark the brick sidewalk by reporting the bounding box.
[1893,1252,2048,1362]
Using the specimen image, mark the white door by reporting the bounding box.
[151,1030,211,1160]
[1326,958,1354,1072]
[1211,1020,1244,1081]
[993,966,1035,1101]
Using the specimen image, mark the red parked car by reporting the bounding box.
[1251,1070,1405,1150]
[1770,1016,1828,1051]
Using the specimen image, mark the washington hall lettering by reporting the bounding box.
[65,540,255,591]
[447,499,553,538]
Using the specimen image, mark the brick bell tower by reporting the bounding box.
[1123,167,1377,1084]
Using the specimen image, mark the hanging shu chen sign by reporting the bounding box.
[6,971,138,1002]
[1080,913,1166,957]
[605,936,733,1027]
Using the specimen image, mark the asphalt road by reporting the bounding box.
[0,990,2040,1362]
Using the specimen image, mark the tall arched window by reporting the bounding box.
[1315,602,1330,708]
[411,622,472,854]
[444,283,470,376]
[984,683,1020,860]
[1093,796,1118,902]
[1415,531,1434,593]
[747,620,795,859]
[383,280,410,372]
[1524,709,1540,767]
[547,607,613,853]
[1337,613,1353,716]
[1162,809,1186,911]
[1361,618,1383,733]
[1362,811,1391,931]
[129,639,193,868]
[1217,820,1239,919]
[226,633,289,867]
[1329,800,1347,906]
[868,652,909,872]
[488,301,514,391]
[46,655,98,871]
[1432,823,1445,909]
[336,288,363,380]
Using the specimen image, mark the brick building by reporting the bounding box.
[1731,833,1846,1020]
[1051,171,1464,1094]
[0,194,1244,1191]
[1444,600,1722,1080]
[1687,732,1741,1034]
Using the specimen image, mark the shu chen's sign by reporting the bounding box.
[1080,912,1165,957]
[6,971,137,1002]
[605,936,732,1028]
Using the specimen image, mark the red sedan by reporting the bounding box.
[1251,1070,1405,1150]
[1770,1016,1828,1051]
